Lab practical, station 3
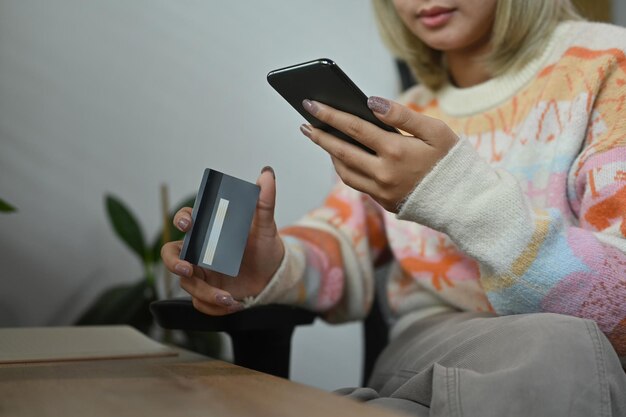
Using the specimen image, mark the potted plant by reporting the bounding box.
[75,189,221,357]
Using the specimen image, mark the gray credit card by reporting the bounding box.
[180,169,260,277]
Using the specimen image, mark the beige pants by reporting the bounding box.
[338,312,626,417]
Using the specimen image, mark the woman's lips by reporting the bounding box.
[417,7,456,28]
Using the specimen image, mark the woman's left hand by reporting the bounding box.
[299,96,458,213]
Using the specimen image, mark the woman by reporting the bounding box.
[163,1,626,415]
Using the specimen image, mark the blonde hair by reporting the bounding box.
[372,0,582,90]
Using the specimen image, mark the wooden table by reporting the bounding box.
[0,349,406,417]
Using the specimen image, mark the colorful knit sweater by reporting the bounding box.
[249,21,626,358]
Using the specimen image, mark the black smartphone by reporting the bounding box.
[267,58,398,154]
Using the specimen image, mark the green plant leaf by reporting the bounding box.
[150,194,196,264]
[75,279,155,334]
[0,198,16,213]
[106,194,147,261]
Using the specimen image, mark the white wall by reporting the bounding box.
[0,1,398,390]
[615,0,626,26]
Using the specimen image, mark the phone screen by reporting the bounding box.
[267,58,398,154]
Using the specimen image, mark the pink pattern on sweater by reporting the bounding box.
[541,227,626,334]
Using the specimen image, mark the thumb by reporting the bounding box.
[252,166,277,229]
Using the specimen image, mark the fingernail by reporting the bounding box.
[177,217,190,230]
[300,124,312,138]
[261,166,275,179]
[216,294,234,307]
[174,263,191,277]
[302,99,319,116]
[230,303,245,312]
[367,96,390,115]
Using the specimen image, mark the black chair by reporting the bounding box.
[150,274,391,386]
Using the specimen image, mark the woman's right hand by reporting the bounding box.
[161,166,284,315]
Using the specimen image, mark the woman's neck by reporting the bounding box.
[445,42,493,88]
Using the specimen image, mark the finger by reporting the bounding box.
[367,96,455,147]
[161,241,193,277]
[330,156,377,195]
[251,166,278,234]
[179,276,244,315]
[173,207,193,232]
[302,99,391,155]
[191,297,244,316]
[300,123,379,173]
[161,241,199,279]
[332,157,397,211]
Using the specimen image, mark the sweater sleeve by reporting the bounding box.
[245,181,389,323]
[397,62,626,356]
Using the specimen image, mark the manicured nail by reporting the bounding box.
[300,124,312,138]
[216,294,234,307]
[302,99,319,116]
[367,96,390,115]
[174,263,191,277]
[177,217,190,230]
[230,303,245,312]
[261,166,275,179]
